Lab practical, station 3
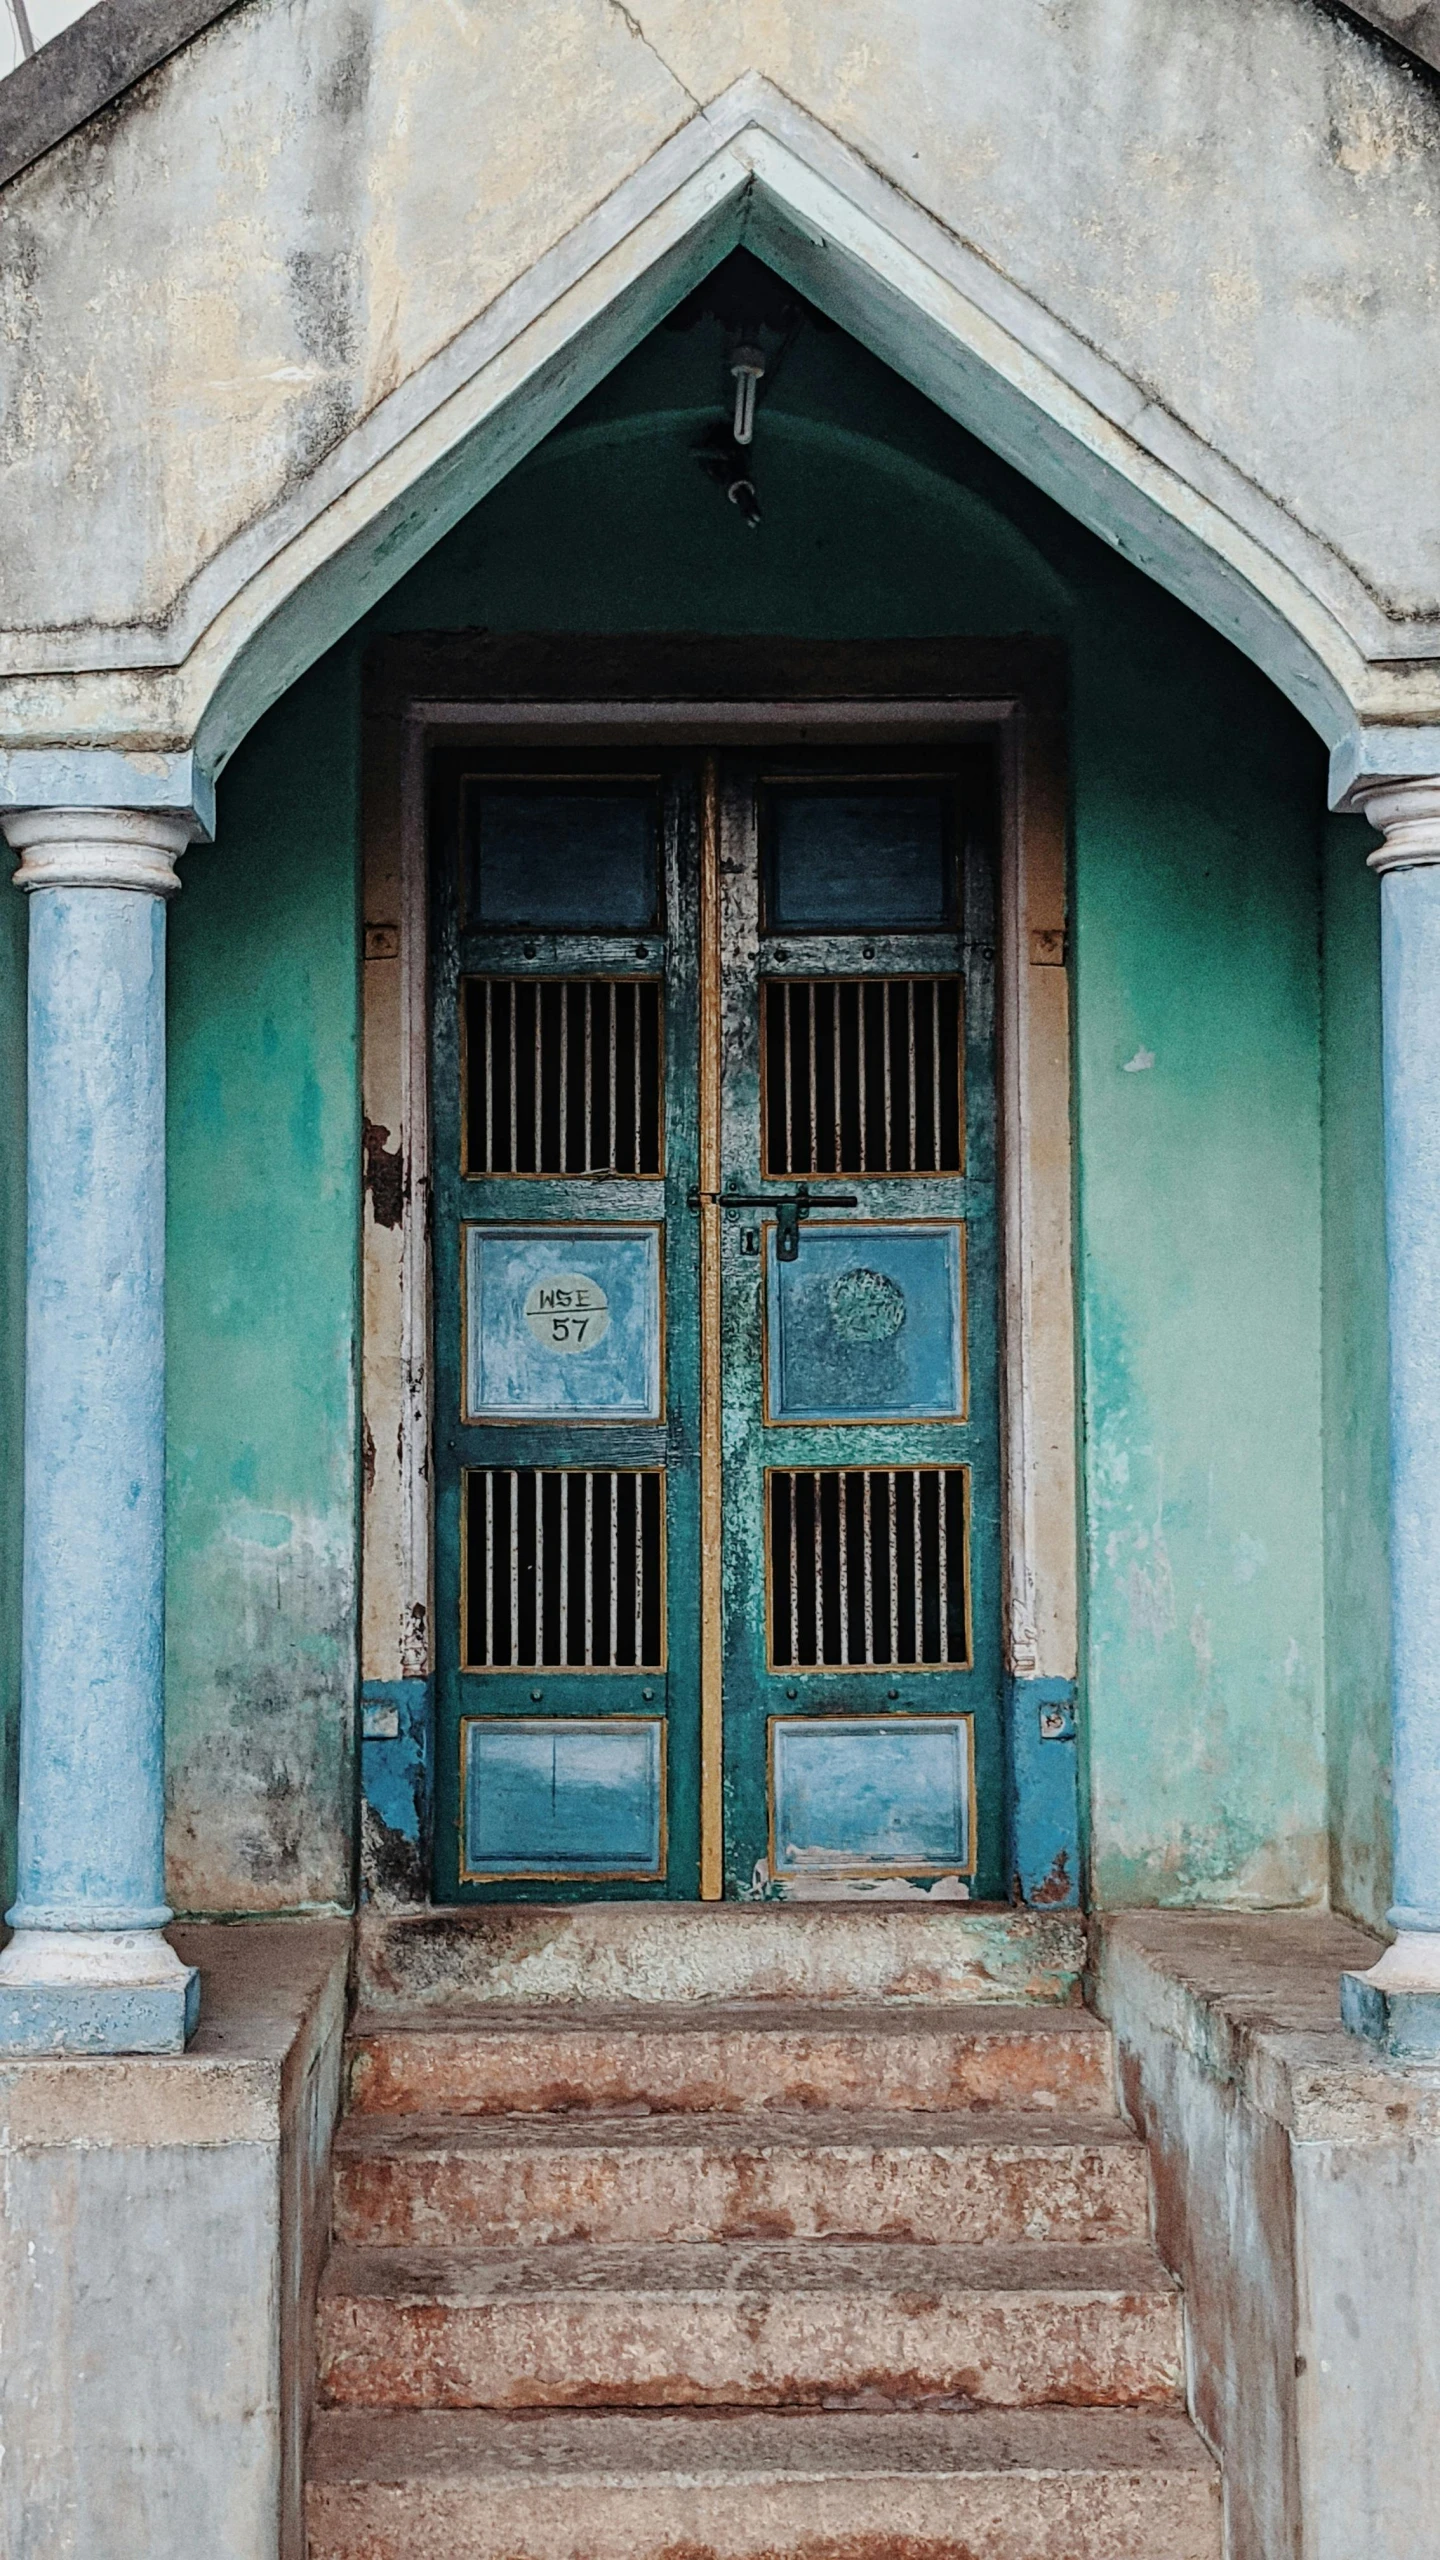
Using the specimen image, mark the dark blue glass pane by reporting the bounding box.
[466,785,659,929]
[768,787,953,929]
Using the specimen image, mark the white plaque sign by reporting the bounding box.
[522,1274,610,1354]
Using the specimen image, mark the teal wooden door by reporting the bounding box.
[712,753,1003,1901]
[430,741,1001,1901]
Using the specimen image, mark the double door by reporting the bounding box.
[430,741,1001,1899]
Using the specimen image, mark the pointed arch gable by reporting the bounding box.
[185,80,1425,774]
[3,58,1440,797]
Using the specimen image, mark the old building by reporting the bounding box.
[2,1,1440,2552]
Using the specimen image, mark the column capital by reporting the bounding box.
[4,807,191,897]
[1353,776,1440,874]
[0,745,214,840]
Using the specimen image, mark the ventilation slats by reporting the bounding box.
[769,1467,968,1668]
[464,1469,664,1669]
[763,976,962,1177]
[464,978,663,1176]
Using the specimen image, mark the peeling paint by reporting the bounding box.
[361,1676,433,1908]
[363,1115,403,1228]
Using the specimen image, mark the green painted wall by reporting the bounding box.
[365,305,1338,1908]
[0,276,1389,1914]
[1322,815,1392,1931]
[1072,635,1327,1905]
[164,654,360,1913]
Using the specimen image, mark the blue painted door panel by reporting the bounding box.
[716,753,1003,1901]
[431,748,701,1900]
[430,744,1001,1901]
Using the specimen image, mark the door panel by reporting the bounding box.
[431,750,702,1900]
[430,740,1000,1902]
[715,753,1002,1902]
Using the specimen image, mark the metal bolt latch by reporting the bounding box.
[687,1183,859,1260]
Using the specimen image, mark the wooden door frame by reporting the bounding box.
[358,636,1079,1908]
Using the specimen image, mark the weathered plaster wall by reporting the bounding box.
[1321,813,1392,1930]
[0,292,1375,1915]
[0,865,23,1915]
[363,305,1334,1909]
[3,0,1440,770]
[1097,1911,1440,2560]
[0,1921,349,2560]
[1073,631,1328,1908]
[164,654,360,1914]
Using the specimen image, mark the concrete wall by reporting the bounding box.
[3,0,1440,767]
[0,1921,349,2560]
[1097,1912,1440,2560]
[0,286,1388,1915]
[164,658,360,1915]
[1321,813,1393,1932]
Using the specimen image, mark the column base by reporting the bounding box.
[1341,1930,1440,2061]
[0,1929,200,2056]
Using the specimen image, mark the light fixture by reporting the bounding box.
[729,344,765,446]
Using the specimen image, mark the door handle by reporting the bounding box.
[686,1183,859,1260]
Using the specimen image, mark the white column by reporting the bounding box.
[1343,779,1440,2057]
[0,810,198,2054]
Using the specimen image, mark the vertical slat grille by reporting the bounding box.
[768,1468,968,1667]
[465,1469,664,1667]
[763,976,962,1175]
[464,978,663,1174]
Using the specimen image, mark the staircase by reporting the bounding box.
[306,1909,1220,2560]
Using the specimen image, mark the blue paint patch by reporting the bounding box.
[0,1969,199,2057]
[1341,1969,1440,2060]
[462,1716,664,1877]
[464,1224,662,1420]
[770,1714,973,1876]
[361,1678,433,1900]
[1007,1675,1081,1908]
[766,1223,964,1421]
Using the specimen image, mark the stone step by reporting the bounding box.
[316,2239,1183,2412]
[333,2107,1151,2248]
[357,1903,1088,2012]
[347,2001,1117,2119]
[306,2407,1221,2560]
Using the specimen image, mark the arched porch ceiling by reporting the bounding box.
[2,4,1439,810]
